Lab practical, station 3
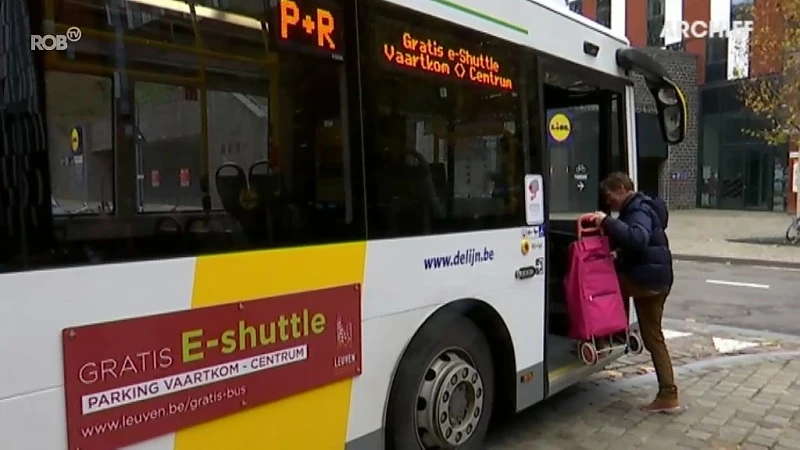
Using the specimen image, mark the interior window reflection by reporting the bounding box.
[46,72,114,216]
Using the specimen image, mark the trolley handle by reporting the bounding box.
[577,213,603,238]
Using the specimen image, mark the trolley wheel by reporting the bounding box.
[385,314,494,450]
[627,332,644,355]
[579,341,598,366]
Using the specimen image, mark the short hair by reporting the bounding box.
[600,172,634,192]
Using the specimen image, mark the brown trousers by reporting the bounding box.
[619,275,678,400]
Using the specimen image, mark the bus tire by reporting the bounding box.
[386,313,495,450]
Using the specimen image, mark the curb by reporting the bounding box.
[673,254,800,269]
[662,318,800,344]
[611,351,800,389]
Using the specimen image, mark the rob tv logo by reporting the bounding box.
[30,27,82,51]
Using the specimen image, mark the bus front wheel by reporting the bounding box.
[386,314,495,450]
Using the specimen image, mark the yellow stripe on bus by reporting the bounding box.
[173,242,367,450]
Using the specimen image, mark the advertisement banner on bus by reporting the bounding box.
[62,284,362,449]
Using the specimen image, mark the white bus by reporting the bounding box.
[0,0,686,448]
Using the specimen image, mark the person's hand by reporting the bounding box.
[610,250,618,260]
[592,211,607,226]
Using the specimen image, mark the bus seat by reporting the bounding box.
[215,162,247,217]
[247,160,275,199]
[429,162,447,196]
[247,160,275,241]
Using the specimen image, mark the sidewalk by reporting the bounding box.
[592,318,800,382]
[488,352,800,449]
[668,210,800,267]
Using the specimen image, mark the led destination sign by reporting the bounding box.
[381,31,514,90]
[275,0,344,58]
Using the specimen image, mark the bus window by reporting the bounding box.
[610,94,628,175]
[46,73,114,216]
[133,82,203,213]
[30,0,363,268]
[543,68,626,217]
[361,2,531,238]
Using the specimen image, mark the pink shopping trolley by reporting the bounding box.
[563,214,643,365]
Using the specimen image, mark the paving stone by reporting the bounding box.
[742,405,771,416]
[715,428,748,444]
[659,423,690,439]
[706,439,741,449]
[735,412,765,424]
[691,421,722,434]
[772,405,798,417]
[599,424,627,437]
[583,440,613,449]
[685,429,713,440]
[777,434,800,449]
[487,355,800,450]
[628,423,662,440]
[676,437,709,448]
[739,444,771,450]
[779,428,800,441]
[747,433,778,447]
[752,425,782,439]
[764,414,792,426]
[700,416,728,427]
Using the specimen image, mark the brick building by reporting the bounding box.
[632,49,699,210]
[568,0,791,212]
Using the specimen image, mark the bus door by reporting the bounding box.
[540,61,629,396]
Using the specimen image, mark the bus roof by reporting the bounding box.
[383,0,631,79]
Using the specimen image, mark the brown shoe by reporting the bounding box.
[641,396,681,414]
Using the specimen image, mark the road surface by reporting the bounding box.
[667,260,800,335]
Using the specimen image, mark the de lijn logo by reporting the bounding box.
[31,27,82,51]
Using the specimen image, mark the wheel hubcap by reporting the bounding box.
[415,350,484,448]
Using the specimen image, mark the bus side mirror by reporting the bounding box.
[651,82,686,144]
[614,48,687,144]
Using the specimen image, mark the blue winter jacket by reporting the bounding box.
[601,192,673,291]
